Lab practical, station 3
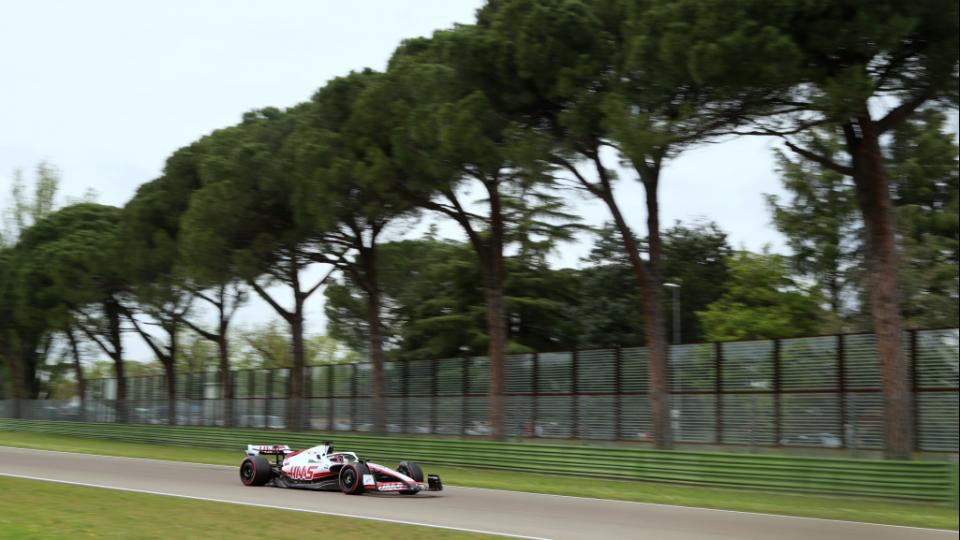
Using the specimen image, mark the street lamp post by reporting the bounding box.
[664,282,680,345]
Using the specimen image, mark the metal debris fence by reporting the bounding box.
[3,329,958,453]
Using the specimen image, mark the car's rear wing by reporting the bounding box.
[246,444,292,456]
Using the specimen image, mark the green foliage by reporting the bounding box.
[576,220,732,347]
[786,0,957,120]
[15,204,126,319]
[326,237,487,360]
[766,132,860,317]
[768,110,959,329]
[179,107,316,285]
[325,235,582,360]
[660,220,733,342]
[698,250,826,341]
[2,161,60,247]
[232,322,360,369]
[888,110,960,328]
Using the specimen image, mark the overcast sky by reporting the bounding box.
[1,1,792,362]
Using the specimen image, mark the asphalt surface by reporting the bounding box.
[0,446,955,540]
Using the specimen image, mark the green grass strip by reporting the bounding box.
[0,431,955,531]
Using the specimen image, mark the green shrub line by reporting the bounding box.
[1,419,956,505]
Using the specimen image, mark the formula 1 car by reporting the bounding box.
[239,442,443,495]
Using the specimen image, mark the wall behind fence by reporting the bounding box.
[8,329,958,453]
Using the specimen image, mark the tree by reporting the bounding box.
[660,220,733,343]
[767,110,959,331]
[14,204,131,421]
[123,178,190,425]
[179,108,335,431]
[2,161,60,246]
[233,322,360,369]
[474,0,797,448]
[387,29,573,439]
[326,237,487,361]
[124,145,248,426]
[723,0,958,458]
[291,70,424,434]
[0,161,62,410]
[575,225,648,348]
[698,250,826,341]
[887,109,959,329]
[766,133,861,320]
[325,234,581,361]
[575,220,732,347]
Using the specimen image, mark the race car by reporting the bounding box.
[239,441,443,495]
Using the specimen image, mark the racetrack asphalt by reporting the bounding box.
[0,446,955,540]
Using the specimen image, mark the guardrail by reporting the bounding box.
[1,419,956,505]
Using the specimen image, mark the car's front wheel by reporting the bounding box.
[397,460,424,495]
[338,462,370,495]
[239,455,273,486]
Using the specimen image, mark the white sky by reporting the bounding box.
[1,0,791,363]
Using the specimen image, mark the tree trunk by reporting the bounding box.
[483,277,508,441]
[105,299,127,424]
[2,338,26,418]
[167,321,178,426]
[845,114,912,459]
[362,248,387,435]
[486,185,508,441]
[66,327,86,422]
[163,360,177,426]
[23,342,40,399]
[640,175,673,450]
[218,333,233,428]
[828,272,841,315]
[288,303,305,432]
[601,183,672,449]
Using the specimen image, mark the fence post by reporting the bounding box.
[571,349,579,439]
[837,335,848,449]
[265,370,273,430]
[350,363,358,431]
[461,357,470,436]
[430,358,438,435]
[327,365,334,432]
[402,360,410,434]
[715,342,723,444]
[773,339,782,445]
[304,367,313,431]
[615,346,622,441]
[531,352,539,438]
[909,329,920,452]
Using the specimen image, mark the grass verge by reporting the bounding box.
[0,475,491,539]
[0,431,956,531]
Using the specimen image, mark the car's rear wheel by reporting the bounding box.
[397,460,424,495]
[338,462,369,495]
[240,455,272,486]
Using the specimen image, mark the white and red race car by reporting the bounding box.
[239,441,443,495]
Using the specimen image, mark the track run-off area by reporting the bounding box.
[0,446,954,540]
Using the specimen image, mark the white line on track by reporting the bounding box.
[2,445,954,534]
[0,471,551,540]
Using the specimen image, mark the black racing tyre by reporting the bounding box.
[397,460,424,495]
[338,462,369,495]
[240,455,273,486]
[397,460,424,482]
